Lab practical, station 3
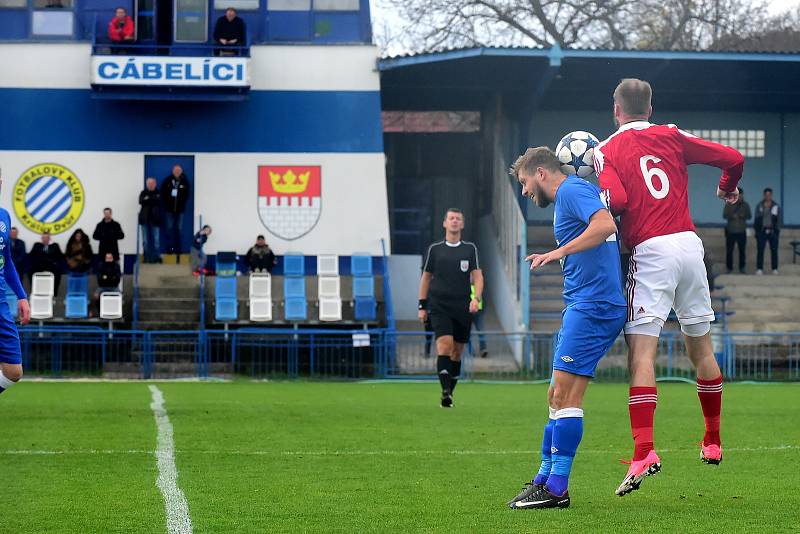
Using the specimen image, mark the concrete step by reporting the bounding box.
[135,321,202,330]
[138,298,200,311]
[727,321,800,333]
[138,287,199,299]
[138,310,202,322]
[721,297,798,311]
[530,300,565,313]
[716,273,800,287]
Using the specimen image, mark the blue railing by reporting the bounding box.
[132,222,141,329]
[16,326,800,382]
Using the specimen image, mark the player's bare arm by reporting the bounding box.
[527,210,617,270]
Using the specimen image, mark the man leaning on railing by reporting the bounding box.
[108,7,135,55]
[213,8,247,57]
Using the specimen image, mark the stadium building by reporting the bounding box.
[1,4,800,377]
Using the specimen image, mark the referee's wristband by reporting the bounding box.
[418,299,428,310]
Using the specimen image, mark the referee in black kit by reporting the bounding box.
[418,208,483,408]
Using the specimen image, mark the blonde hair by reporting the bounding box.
[510,146,561,180]
[613,78,652,116]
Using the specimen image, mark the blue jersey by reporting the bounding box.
[553,176,625,308]
[0,208,26,302]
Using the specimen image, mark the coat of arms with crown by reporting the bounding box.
[257,165,322,240]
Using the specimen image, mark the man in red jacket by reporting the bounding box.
[108,7,134,53]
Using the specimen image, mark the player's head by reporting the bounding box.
[763,187,773,202]
[442,208,464,234]
[510,146,563,208]
[613,78,652,126]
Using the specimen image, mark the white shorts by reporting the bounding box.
[624,231,714,333]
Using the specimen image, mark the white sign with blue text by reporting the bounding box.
[90,56,250,87]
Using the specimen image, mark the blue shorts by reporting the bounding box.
[552,301,626,378]
[0,302,21,365]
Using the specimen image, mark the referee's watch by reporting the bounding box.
[418,299,427,310]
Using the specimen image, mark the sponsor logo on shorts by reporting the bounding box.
[560,355,574,363]
[637,306,646,315]
[551,446,558,453]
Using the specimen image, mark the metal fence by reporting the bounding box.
[16,326,800,382]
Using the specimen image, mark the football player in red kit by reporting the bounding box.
[594,79,744,496]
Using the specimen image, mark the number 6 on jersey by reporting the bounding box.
[640,155,670,199]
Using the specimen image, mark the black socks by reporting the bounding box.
[437,356,451,393]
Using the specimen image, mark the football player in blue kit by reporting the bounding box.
[0,169,31,395]
[506,147,626,509]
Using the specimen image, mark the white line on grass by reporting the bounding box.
[149,385,193,534]
[3,444,798,456]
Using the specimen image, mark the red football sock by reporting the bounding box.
[629,386,657,461]
[697,375,723,446]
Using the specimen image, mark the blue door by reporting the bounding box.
[144,155,195,254]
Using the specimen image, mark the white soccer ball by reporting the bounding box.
[555,130,600,178]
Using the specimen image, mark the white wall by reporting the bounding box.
[0,43,380,91]
[0,151,391,256]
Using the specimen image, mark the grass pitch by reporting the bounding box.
[6,381,800,533]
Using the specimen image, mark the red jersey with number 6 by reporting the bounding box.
[594,121,744,248]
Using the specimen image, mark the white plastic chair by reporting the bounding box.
[32,272,55,297]
[318,298,342,322]
[317,276,341,299]
[316,254,339,276]
[100,292,123,320]
[249,298,273,322]
[249,272,271,299]
[30,295,53,320]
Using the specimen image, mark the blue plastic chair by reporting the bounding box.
[352,276,375,298]
[216,276,237,299]
[284,276,306,299]
[284,297,307,321]
[65,294,88,319]
[283,254,305,276]
[67,274,88,295]
[215,297,238,321]
[354,297,377,321]
[350,255,372,277]
[216,251,237,276]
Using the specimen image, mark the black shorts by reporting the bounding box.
[429,303,472,344]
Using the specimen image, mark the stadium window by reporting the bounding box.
[269,0,310,10]
[0,0,27,7]
[175,0,208,42]
[689,129,766,158]
[313,0,359,10]
[33,0,73,7]
[215,0,259,9]
[32,11,74,36]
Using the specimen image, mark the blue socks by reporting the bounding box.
[546,408,584,497]
[533,407,556,485]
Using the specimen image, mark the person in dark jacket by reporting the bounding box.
[160,165,191,263]
[722,187,751,274]
[93,207,125,262]
[213,8,246,55]
[245,235,276,273]
[64,228,94,274]
[9,227,26,280]
[754,187,781,275]
[139,177,162,264]
[29,232,65,295]
[92,253,122,316]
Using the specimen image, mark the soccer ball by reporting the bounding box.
[555,131,600,178]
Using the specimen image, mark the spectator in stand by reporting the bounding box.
[245,235,276,273]
[108,7,135,53]
[29,232,65,295]
[9,227,26,281]
[213,8,246,56]
[93,207,125,262]
[92,253,122,316]
[64,229,94,274]
[191,225,212,275]
[722,187,751,274]
[161,165,191,263]
[139,177,162,264]
[754,187,781,275]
